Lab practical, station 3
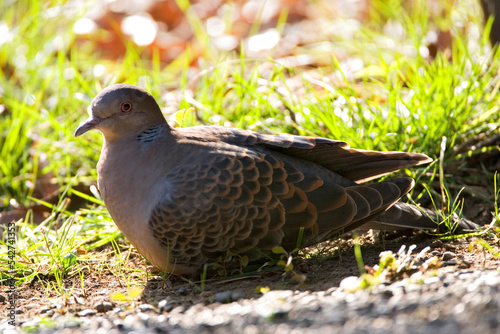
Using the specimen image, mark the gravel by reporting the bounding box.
[4,268,500,334]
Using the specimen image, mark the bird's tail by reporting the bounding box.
[363,202,480,233]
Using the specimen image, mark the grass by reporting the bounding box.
[1,0,500,311]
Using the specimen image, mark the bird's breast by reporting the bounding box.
[97,142,170,264]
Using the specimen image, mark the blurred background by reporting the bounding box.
[51,0,494,65]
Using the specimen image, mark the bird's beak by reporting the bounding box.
[74,116,102,137]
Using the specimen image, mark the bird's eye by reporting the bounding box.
[121,101,133,113]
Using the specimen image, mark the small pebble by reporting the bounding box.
[74,296,85,305]
[112,320,125,330]
[0,294,6,303]
[271,310,290,322]
[62,320,80,329]
[442,259,457,266]
[158,299,173,312]
[442,251,456,261]
[215,291,233,303]
[431,240,443,247]
[177,287,189,296]
[123,314,138,328]
[40,307,52,314]
[94,301,113,313]
[424,276,440,285]
[170,305,186,314]
[232,291,245,301]
[380,289,394,298]
[138,303,156,312]
[78,309,97,317]
[137,312,150,323]
[339,276,361,292]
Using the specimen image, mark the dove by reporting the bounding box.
[75,84,478,275]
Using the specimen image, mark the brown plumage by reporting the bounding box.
[75,84,478,275]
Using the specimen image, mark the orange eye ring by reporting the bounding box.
[121,101,133,113]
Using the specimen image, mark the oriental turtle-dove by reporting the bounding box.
[75,84,478,275]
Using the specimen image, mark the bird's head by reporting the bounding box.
[75,84,167,141]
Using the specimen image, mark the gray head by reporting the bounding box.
[75,84,168,141]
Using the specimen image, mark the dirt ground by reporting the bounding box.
[9,228,499,324]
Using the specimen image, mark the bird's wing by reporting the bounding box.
[148,138,414,269]
[177,126,432,183]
